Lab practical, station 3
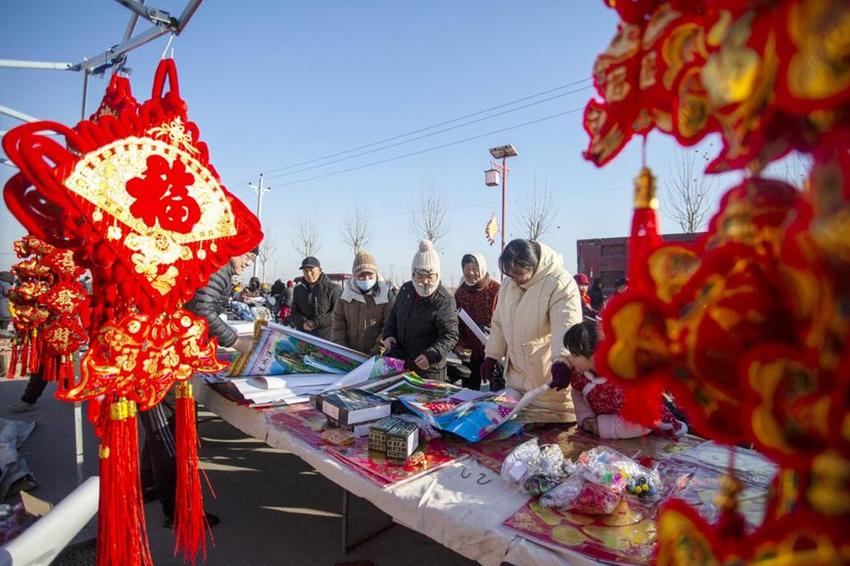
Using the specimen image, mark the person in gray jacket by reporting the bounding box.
[0,272,13,332]
[184,252,257,353]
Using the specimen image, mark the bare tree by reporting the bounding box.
[341,207,373,253]
[664,148,715,233]
[516,182,555,241]
[257,236,278,282]
[409,190,450,249]
[291,212,322,258]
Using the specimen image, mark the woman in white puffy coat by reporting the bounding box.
[481,239,582,421]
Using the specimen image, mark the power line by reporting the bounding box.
[225,78,592,188]
[274,106,587,187]
[263,78,591,175]
[372,186,627,219]
[262,85,592,181]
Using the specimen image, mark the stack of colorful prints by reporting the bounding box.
[385,376,524,442]
[266,404,328,449]
[371,373,461,399]
[325,355,406,391]
[326,437,464,487]
[234,323,367,377]
[317,389,392,425]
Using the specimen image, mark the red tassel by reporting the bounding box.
[97,397,153,566]
[43,357,54,382]
[60,356,75,393]
[8,344,18,379]
[173,382,210,564]
[620,378,664,428]
[19,340,30,378]
[28,335,40,375]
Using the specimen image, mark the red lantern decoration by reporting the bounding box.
[3,59,262,565]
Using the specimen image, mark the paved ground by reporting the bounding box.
[0,378,476,566]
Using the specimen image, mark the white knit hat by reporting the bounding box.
[411,240,440,274]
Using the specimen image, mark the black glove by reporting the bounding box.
[548,362,572,391]
[480,357,498,384]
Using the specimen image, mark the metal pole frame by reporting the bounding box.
[249,174,270,279]
[0,1,203,76]
[0,0,204,166]
[501,156,507,252]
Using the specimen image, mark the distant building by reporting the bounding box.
[576,232,705,297]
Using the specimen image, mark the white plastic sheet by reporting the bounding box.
[0,476,99,566]
[195,377,601,565]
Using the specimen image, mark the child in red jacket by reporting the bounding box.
[565,320,687,439]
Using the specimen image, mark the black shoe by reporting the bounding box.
[163,512,220,529]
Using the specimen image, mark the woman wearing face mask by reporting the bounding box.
[481,239,582,421]
[382,240,459,381]
[332,250,397,355]
[454,252,500,390]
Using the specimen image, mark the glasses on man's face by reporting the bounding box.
[413,272,437,283]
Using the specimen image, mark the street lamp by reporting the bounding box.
[484,144,518,250]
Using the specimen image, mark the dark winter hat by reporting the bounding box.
[300,256,321,269]
[616,277,628,287]
[574,273,590,286]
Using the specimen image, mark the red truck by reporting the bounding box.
[576,232,705,297]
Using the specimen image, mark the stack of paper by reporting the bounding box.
[229,374,341,406]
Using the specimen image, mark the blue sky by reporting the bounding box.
[1,1,751,285]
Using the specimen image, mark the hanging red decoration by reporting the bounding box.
[587,1,850,563]
[3,59,262,565]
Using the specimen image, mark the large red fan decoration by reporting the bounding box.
[3,61,262,565]
[586,1,850,564]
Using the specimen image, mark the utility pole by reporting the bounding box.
[249,173,271,278]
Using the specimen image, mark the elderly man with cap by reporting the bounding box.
[332,250,397,354]
[291,256,341,340]
[382,240,459,381]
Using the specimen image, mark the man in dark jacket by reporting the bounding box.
[382,240,459,381]
[141,250,257,528]
[291,257,341,340]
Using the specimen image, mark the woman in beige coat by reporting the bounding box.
[481,239,582,421]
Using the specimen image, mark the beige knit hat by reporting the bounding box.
[411,240,440,274]
[352,250,379,276]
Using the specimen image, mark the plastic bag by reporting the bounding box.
[501,439,572,495]
[577,446,661,501]
[522,474,563,496]
[571,480,623,514]
[501,439,543,485]
[540,474,623,514]
[540,474,585,508]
